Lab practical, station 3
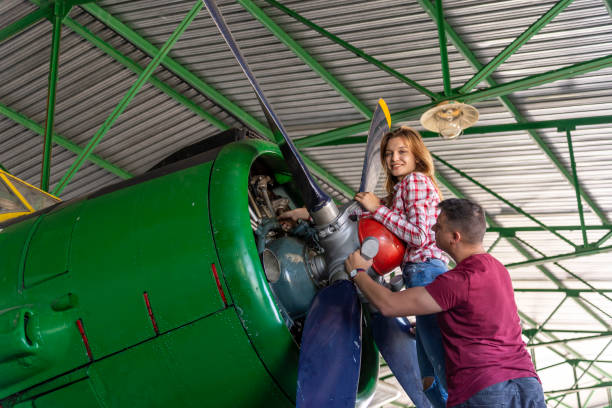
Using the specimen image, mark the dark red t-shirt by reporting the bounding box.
[425,253,538,406]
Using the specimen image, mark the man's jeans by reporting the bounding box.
[452,377,546,408]
[403,258,448,408]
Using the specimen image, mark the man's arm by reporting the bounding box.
[345,250,443,317]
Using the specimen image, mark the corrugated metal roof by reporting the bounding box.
[1,0,612,406]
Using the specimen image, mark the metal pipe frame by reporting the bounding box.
[0,102,132,180]
[565,129,588,246]
[0,6,50,44]
[262,0,439,100]
[41,1,65,192]
[434,0,452,96]
[52,1,204,195]
[458,0,575,94]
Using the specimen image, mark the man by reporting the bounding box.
[345,198,546,407]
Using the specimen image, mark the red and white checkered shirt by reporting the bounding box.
[353,172,447,266]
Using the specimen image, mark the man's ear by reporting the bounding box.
[452,230,461,245]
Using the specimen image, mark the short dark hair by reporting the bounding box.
[438,198,486,244]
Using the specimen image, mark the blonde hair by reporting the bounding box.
[380,126,442,204]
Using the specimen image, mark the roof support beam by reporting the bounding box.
[417,0,610,225]
[489,225,612,233]
[434,0,452,96]
[310,114,612,145]
[80,4,352,199]
[565,129,588,245]
[528,333,612,349]
[41,1,66,192]
[238,0,373,118]
[64,18,230,131]
[515,289,612,294]
[263,0,439,100]
[81,3,273,138]
[505,244,612,269]
[546,381,612,396]
[433,153,577,248]
[294,53,612,146]
[0,6,50,43]
[458,0,574,94]
[526,295,568,344]
[459,54,612,103]
[53,1,203,195]
[0,102,132,179]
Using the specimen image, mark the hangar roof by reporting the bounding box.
[1,0,611,406]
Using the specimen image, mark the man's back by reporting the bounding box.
[426,253,538,406]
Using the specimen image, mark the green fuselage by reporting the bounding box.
[0,139,376,407]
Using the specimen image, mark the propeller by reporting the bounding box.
[202,1,363,406]
[359,98,391,194]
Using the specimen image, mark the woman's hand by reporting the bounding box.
[354,192,381,213]
[278,207,309,230]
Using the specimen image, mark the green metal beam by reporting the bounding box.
[515,289,612,294]
[301,154,354,199]
[527,295,568,343]
[53,1,203,195]
[505,244,612,269]
[603,0,612,18]
[0,6,50,44]
[433,153,577,248]
[598,231,612,246]
[565,129,588,245]
[63,18,229,131]
[263,0,439,100]
[417,0,610,225]
[458,54,612,103]
[0,102,132,179]
[520,310,612,383]
[528,333,612,349]
[79,3,353,201]
[434,0,452,96]
[41,2,64,192]
[488,225,612,233]
[458,0,574,94]
[81,3,274,139]
[309,114,612,146]
[295,100,438,148]
[238,0,372,119]
[0,163,7,172]
[295,51,612,145]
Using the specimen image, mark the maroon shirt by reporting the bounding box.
[425,253,538,406]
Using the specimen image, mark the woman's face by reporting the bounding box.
[384,136,416,179]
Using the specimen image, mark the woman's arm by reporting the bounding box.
[372,173,438,247]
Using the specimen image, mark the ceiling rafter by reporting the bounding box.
[263,0,440,100]
[239,0,373,119]
[52,0,204,195]
[417,0,611,225]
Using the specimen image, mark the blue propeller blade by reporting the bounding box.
[369,313,432,408]
[297,280,362,408]
[202,0,331,212]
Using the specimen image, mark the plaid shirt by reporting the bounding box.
[353,172,446,266]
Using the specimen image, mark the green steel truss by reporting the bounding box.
[1,0,611,401]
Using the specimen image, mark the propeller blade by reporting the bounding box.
[202,0,331,212]
[369,313,432,408]
[359,98,391,193]
[297,280,362,408]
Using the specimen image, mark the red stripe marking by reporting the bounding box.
[143,292,159,335]
[211,263,227,307]
[76,319,93,361]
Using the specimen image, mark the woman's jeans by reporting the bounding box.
[451,377,546,408]
[403,258,448,408]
